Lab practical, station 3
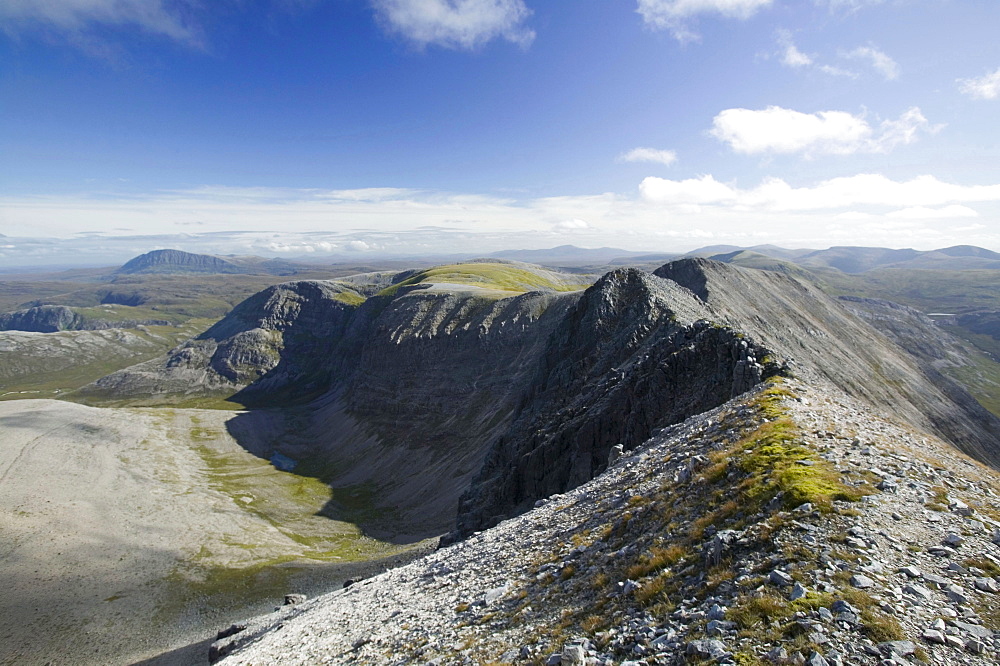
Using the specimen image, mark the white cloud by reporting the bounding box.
[618,147,678,166]
[843,45,899,80]
[710,106,935,156]
[886,205,979,220]
[958,67,1000,100]
[818,0,885,12]
[371,0,534,50]
[636,0,772,42]
[776,29,812,68]
[3,175,1000,266]
[554,219,591,231]
[638,174,738,204]
[0,0,196,43]
[819,64,858,78]
[640,173,1000,211]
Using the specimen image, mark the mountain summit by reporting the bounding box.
[116,249,300,275]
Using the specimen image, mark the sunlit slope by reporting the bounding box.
[379,261,593,296]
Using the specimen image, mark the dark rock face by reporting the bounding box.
[84,259,1000,542]
[86,280,363,403]
[453,269,782,538]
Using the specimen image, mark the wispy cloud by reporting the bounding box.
[618,147,678,166]
[958,67,1000,100]
[710,106,936,156]
[842,45,899,80]
[775,32,900,82]
[636,0,772,42]
[0,0,199,44]
[371,0,534,50]
[775,29,812,68]
[817,0,886,13]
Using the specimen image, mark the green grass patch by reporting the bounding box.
[377,262,588,298]
[735,417,869,511]
[333,290,366,306]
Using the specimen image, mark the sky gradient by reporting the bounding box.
[2,0,1000,266]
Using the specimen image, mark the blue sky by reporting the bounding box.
[2,0,1000,265]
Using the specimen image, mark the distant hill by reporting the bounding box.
[705,244,1000,273]
[489,245,652,266]
[116,249,301,276]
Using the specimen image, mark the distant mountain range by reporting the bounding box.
[691,243,1000,273]
[108,243,1000,278]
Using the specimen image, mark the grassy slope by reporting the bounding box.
[379,262,591,298]
[813,267,1000,313]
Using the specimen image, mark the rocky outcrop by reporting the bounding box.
[0,304,171,332]
[83,259,1000,543]
[82,280,364,403]
[654,258,1000,468]
[453,259,1000,538]
[453,269,782,538]
[0,305,83,332]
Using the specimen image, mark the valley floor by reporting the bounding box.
[0,400,431,666]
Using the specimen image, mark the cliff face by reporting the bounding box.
[84,280,364,403]
[654,259,1000,468]
[453,269,781,537]
[83,259,1000,542]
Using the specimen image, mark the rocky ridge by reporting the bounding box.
[214,376,1000,665]
[79,259,1000,545]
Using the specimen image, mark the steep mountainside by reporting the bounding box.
[454,259,1000,538]
[216,376,1000,666]
[81,260,1000,547]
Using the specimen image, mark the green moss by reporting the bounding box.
[733,404,870,512]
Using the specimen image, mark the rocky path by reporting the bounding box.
[217,377,1000,665]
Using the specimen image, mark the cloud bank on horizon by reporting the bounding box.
[1,0,1000,265]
